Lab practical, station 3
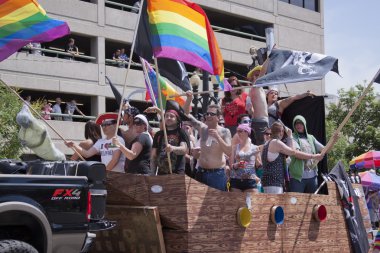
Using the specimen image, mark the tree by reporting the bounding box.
[326,83,380,167]
[325,119,350,170]
[0,84,23,159]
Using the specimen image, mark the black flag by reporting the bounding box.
[134,0,191,92]
[329,161,370,253]
[256,49,339,86]
[106,76,122,105]
[374,69,380,84]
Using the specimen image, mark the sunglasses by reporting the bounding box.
[264,132,271,136]
[205,112,218,117]
[133,120,145,126]
[101,122,115,127]
[218,122,225,126]
[237,129,247,133]
[240,119,251,124]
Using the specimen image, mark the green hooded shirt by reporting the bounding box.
[289,115,317,182]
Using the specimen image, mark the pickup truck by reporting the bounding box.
[0,160,115,253]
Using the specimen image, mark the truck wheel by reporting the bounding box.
[0,240,38,253]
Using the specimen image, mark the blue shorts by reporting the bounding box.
[230,178,257,191]
[195,167,227,191]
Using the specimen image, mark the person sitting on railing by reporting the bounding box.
[112,49,126,68]
[26,42,43,56]
[65,38,79,60]
[120,48,129,61]
[131,0,141,13]
[63,99,85,121]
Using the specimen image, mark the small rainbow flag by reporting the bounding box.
[141,57,185,109]
[147,0,224,77]
[0,0,70,62]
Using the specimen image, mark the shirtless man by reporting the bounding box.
[248,65,268,145]
[248,64,313,145]
[183,91,232,191]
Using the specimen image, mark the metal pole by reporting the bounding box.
[202,70,209,112]
[192,85,199,119]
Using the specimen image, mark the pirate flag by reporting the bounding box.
[329,161,369,253]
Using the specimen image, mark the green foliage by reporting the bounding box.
[326,83,380,169]
[0,84,23,159]
[325,119,349,170]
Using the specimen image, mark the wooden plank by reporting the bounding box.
[103,174,367,252]
[92,205,165,253]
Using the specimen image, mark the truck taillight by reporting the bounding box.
[87,192,92,221]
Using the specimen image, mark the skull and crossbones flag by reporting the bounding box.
[255,49,339,86]
[329,161,369,253]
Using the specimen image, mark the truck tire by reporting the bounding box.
[0,240,38,253]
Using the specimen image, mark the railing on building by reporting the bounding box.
[22,46,97,62]
[104,0,139,12]
[48,113,160,126]
[49,113,96,120]
[103,1,266,41]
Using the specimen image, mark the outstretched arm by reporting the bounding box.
[75,106,85,116]
[65,141,98,158]
[275,140,323,161]
[278,91,314,113]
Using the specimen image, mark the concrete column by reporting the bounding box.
[273,0,278,16]
[91,95,106,116]
[96,0,105,27]
[91,36,106,86]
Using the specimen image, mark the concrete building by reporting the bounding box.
[0,0,324,154]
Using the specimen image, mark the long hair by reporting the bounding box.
[222,76,242,103]
[84,120,102,144]
[270,122,284,140]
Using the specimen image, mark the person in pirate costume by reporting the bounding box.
[150,107,190,175]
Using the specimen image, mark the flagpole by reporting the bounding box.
[314,68,380,166]
[153,57,173,174]
[113,0,145,136]
[0,79,86,161]
[140,57,158,107]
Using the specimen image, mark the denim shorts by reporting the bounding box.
[195,167,227,191]
[230,178,257,191]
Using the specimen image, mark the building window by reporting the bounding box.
[280,0,319,12]
[304,0,317,11]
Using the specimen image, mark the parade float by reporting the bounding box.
[91,170,371,253]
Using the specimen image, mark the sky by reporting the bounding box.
[324,1,380,95]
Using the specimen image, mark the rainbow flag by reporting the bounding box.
[141,57,185,108]
[0,0,70,62]
[147,0,224,77]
